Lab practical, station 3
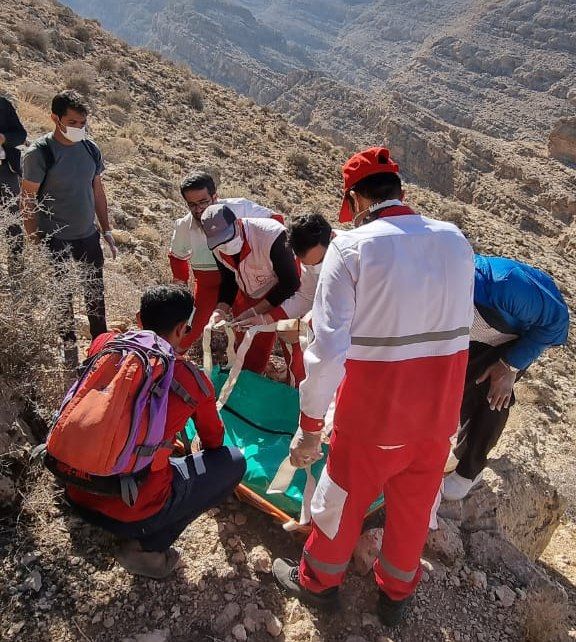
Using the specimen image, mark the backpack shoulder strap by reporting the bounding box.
[82,139,101,169]
[170,361,211,407]
[35,136,55,197]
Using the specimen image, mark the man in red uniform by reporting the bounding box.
[169,172,280,351]
[273,148,474,625]
[202,203,300,374]
[66,285,246,579]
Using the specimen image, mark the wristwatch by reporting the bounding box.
[499,358,520,374]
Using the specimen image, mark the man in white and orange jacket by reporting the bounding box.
[201,204,300,374]
[235,213,336,386]
[169,172,281,351]
[272,147,475,626]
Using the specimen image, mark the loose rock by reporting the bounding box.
[248,545,272,573]
[495,585,516,608]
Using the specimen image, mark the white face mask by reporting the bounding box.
[218,234,243,256]
[60,122,87,143]
[307,262,323,275]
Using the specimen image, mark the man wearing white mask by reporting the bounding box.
[235,213,336,386]
[201,204,300,375]
[21,90,115,368]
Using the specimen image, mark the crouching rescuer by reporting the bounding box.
[272,147,475,625]
[41,285,246,579]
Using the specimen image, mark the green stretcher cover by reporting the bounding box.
[185,366,382,519]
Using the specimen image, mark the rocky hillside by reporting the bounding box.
[0,1,575,641]
[61,0,576,248]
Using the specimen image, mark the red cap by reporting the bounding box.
[339,147,400,223]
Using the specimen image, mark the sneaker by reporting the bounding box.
[377,591,412,627]
[442,471,483,501]
[114,540,181,579]
[272,558,339,610]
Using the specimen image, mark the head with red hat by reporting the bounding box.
[339,147,403,226]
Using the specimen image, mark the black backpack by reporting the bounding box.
[35,136,100,197]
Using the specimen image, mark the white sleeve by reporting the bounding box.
[280,266,318,319]
[169,215,193,260]
[231,198,275,219]
[299,243,356,420]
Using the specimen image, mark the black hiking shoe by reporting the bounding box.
[377,591,413,627]
[272,558,339,610]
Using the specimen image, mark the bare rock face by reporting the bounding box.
[548,116,576,165]
[459,458,565,561]
[425,518,465,566]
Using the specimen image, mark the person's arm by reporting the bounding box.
[493,269,570,370]
[169,255,190,283]
[299,242,356,428]
[20,179,41,241]
[0,99,27,148]
[264,232,300,307]
[93,175,110,232]
[273,264,317,320]
[190,373,224,449]
[168,215,194,284]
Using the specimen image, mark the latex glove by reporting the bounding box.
[289,428,323,468]
[476,359,517,411]
[207,307,229,329]
[232,309,274,329]
[103,231,118,260]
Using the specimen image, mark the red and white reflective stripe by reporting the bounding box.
[303,549,349,575]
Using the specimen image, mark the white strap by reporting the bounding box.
[267,455,318,532]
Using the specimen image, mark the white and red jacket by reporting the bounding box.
[215,217,287,300]
[169,198,278,281]
[300,204,475,444]
[270,230,341,322]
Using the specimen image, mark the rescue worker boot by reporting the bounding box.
[115,540,181,579]
[377,591,413,627]
[272,558,339,610]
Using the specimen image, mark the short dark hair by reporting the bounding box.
[288,213,332,257]
[180,172,217,198]
[139,285,194,336]
[352,172,402,202]
[51,90,89,118]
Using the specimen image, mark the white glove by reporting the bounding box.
[289,428,323,469]
[232,311,274,329]
[103,231,117,260]
[207,307,229,329]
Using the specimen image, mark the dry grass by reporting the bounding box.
[286,150,310,176]
[100,136,137,164]
[11,98,53,136]
[18,24,50,53]
[17,82,53,108]
[0,202,81,422]
[61,61,97,97]
[96,55,119,74]
[181,81,204,111]
[521,589,571,642]
[107,89,132,111]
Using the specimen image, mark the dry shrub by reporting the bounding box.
[181,81,204,112]
[96,55,119,74]
[107,89,132,111]
[287,150,310,175]
[71,24,91,43]
[12,98,53,135]
[18,82,53,108]
[0,200,82,421]
[100,137,137,164]
[120,122,145,142]
[18,24,50,53]
[522,589,570,642]
[148,157,172,178]
[0,54,14,72]
[61,61,97,97]
[133,225,161,244]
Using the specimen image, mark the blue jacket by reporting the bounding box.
[474,255,569,370]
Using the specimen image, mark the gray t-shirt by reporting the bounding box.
[22,133,104,240]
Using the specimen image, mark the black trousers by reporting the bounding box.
[67,447,246,552]
[454,341,518,480]
[46,230,107,342]
[0,163,24,270]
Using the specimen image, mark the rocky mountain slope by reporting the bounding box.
[0,0,575,640]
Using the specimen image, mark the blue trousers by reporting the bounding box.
[68,446,246,552]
